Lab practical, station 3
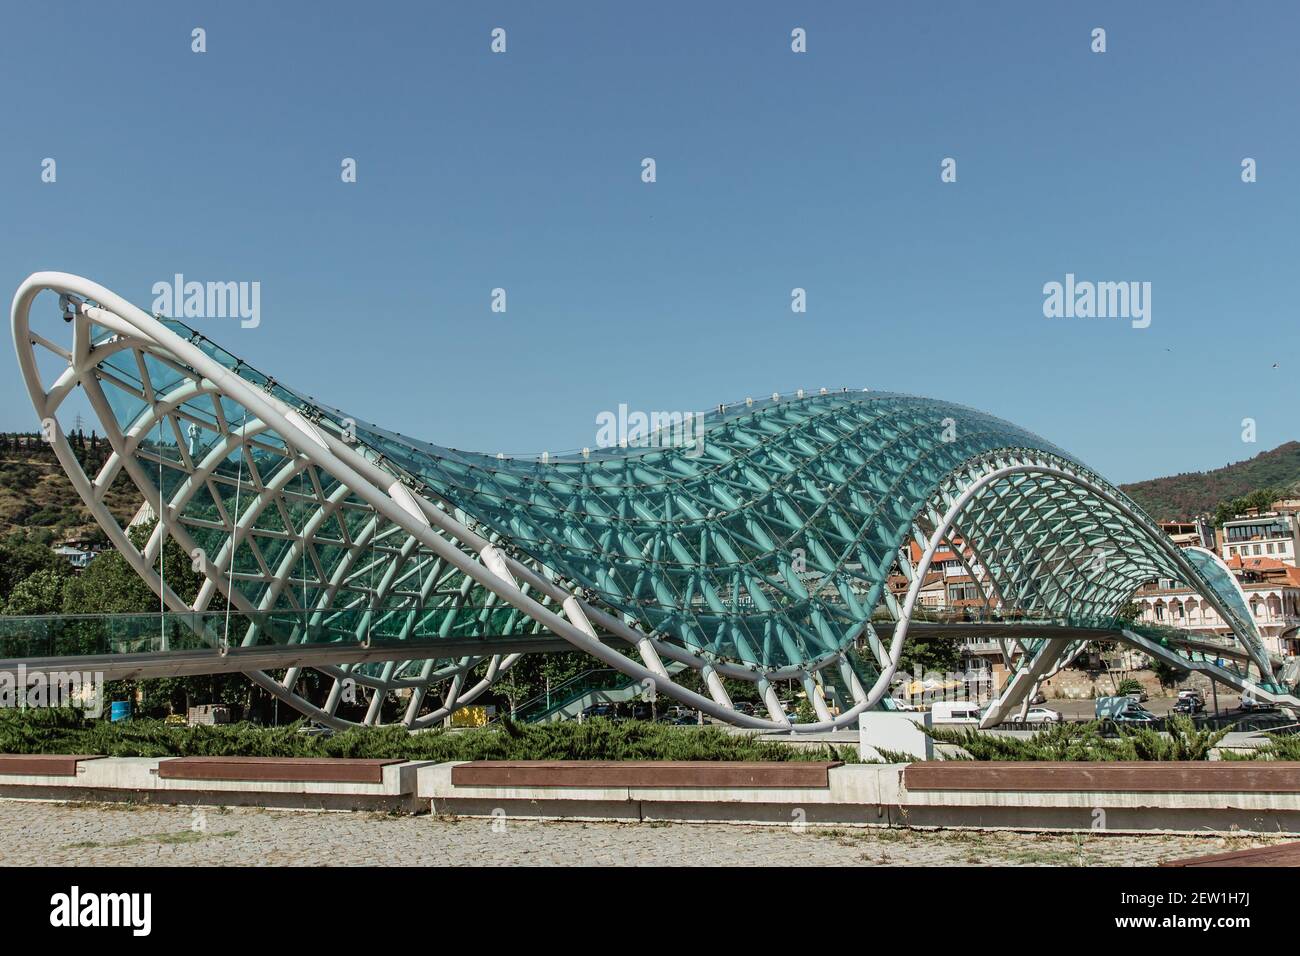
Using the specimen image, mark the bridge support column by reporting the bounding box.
[702,665,733,709]
[801,673,833,722]
[980,637,1072,728]
[757,677,791,727]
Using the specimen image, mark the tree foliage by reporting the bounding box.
[4,567,70,615]
[895,635,962,676]
[1119,440,1300,522]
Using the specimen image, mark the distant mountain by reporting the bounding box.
[1120,441,1300,521]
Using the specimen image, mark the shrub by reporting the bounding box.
[922,721,1129,761]
[1115,678,1143,697]
[0,709,852,762]
[1118,714,1229,761]
[1236,732,1300,761]
[920,715,1231,762]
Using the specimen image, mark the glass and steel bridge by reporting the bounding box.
[9,272,1295,731]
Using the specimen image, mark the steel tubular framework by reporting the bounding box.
[9,272,1287,732]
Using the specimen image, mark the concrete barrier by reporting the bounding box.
[424,760,1300,834]
[0,755,103,776]
[0,755,436,812]
[1,755,1299,834]
[158,757,403,785]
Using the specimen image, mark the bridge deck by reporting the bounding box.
[0,616,1257,685]
[0,634,589,680]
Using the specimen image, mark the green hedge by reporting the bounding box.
[920,716,1231,761]
[0,709,852,762]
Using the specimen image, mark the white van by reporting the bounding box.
[930,701,983,724]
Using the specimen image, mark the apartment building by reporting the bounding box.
[1132,557,1300,656]
[1219,510,1300,566]
[1158,517,1216,551]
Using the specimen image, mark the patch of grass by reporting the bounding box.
[64,829,238,850]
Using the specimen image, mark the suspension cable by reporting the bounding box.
[223,410,248,647]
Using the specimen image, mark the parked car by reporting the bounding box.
[1172,696,1204,715]
[731,701,757,717]
[1124,689,1149,704]
[1096,695,1158,725]
[581,702,622,721]
[656,713,696,725]
[1022,707,1062,723]
[659,705,697,723]
[1177,689,1203,701]
[630,702,655,721]
[1238,694,1267,713]
[1029,691,1047,705]
[296,721,336,737]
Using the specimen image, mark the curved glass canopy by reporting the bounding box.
[11,272,1281,733]
[92,314,1260,674]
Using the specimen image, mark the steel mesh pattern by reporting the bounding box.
[11,273,1281,730]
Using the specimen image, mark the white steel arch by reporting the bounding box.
[10,272,1290,732]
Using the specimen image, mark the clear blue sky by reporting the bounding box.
[2,0,1295,484]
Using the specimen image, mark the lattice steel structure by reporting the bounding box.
[11,273,1288,732]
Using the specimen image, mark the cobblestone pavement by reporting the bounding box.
[0,800,1287,866]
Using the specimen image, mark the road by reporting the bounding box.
[1039,695,1244,720]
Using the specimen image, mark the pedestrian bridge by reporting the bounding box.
[9,271,1295,730]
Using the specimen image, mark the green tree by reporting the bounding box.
[1151,658,1188,689]
[490,650,599,716]
[0,539,64,599]
[1116,677,1143,697]
[3,567,70,615]
[1214,486,1283,527]
[62,521,209,614]
[1114,601,1141,624]
[895,635,961,677]
[58,521,236,718]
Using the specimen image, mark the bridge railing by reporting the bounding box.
[0,605,535,661]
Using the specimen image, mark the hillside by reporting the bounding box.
[1,432,1297,543]
[1119,441,1300,521]
[0,433,139,544]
